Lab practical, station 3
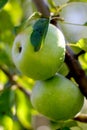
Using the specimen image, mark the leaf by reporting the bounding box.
[14,12,42,35]
[30,18,50,51]
[26,12,42,25]
[68,43,82,53]
[0,88,14,117]
[57,127,71,130]
[62,127,71,130]
[0,115,13,130]
[63,119,78,128]
[48,0,56,8]
[15,88,32,129]
[0,0,8,9]
[83,22,87,26]
[47,0,57,12]
[76,38,87,52]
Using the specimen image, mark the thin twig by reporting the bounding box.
[0,66,31,98]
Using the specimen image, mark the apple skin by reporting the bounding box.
[31,74,84,121]
[12,24,65,80]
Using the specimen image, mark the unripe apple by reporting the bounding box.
[12,23,65,80]
[31,74,84,121]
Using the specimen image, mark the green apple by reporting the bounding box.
[12,24,65,80]
[59,2,87,42]
[31,74,84,121]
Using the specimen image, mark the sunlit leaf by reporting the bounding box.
[0,69,8,84]
[0,45,12,67]
[47,0,57,12]
[0,10,14,44]
[76,38,87,52]
[12,120,24,130]
[4,1,23,25]
[15,88,32,129]
[0,115,13,130]
[48,0,56,8]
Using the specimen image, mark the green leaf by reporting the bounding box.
[26,12,42,25]
[83,22,87,26]
[30,18,50,51]
[76,38,87,52]
[0,10,14,44]
[14,12,42,35]
[47,0,57,12]
[62,127,71,130]
[63,119,78,128]
[0,0,8,9]
[15,88,32,129]
[51,119,78,130]
[0,88,14,117]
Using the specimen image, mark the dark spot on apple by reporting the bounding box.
[18,46,22,53]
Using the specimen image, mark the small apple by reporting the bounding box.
[31,74,84,121]
[12,23,65,80]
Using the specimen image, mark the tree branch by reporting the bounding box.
[0,66,31,98]
[32,0,50,18]
[65,46,87,97]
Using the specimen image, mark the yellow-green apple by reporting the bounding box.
[12,23,65,80]
[31,74,84,121]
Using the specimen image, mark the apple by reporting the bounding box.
[12,23,65,80]
[31,74,84,121]
[59,2,87,42]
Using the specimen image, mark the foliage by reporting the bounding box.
[0,0,87,130]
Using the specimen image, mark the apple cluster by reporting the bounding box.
[12,21,84,122]
[12,23,65,80]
